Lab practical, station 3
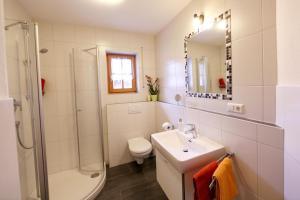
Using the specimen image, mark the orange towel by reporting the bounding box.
[213,158,238,200]
[193,161,218,200]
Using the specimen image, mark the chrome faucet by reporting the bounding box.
[184,123,197,139]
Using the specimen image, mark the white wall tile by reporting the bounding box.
[56,91,74,116]
[263,86,276,124]
[225,0,262,40]
[198,124,222,143]
[257,124,283,149]
[55,67,73,91]
[258,144,284,200]
[222,116,257,141]
[232,86,264,121]
[263,27,277,86]
[53,42,73,67]
[57,115,75,140]
[44,116,59,142]
[75,25,96,45]
[232,33,263,86]
[59,139,77,170]
[42,91,58,116]
[46,141,60,174]
[183,107,201,128]
[262,0,276,29]
[199,110,222,129]
[38,22,54,41]
[53,23,75,43]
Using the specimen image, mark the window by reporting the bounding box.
[106,53,137,93]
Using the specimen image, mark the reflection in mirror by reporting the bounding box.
[185,10,232,100]
[187,27,226,94]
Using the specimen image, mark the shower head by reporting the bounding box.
[39,48,48,54]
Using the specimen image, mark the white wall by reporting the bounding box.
[107,102,156,167]
[156,102,283,200]
[156,0,277,123]
[155,0,283,199]
[37,21,156,165]
[276,0,300,199]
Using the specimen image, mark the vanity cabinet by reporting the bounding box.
[156,151,183,200]
[156,150,218,200]
[152,130,225,200]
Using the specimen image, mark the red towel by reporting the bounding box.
[193,161,218,200]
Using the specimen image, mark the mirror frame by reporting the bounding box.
[184,10,232,100]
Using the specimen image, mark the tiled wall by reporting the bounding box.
[155,0,277,123]
[107,102,156,167]
[38,21,156,166]
[156,102,284,200]
[276,0,300,198]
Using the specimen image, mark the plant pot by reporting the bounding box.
[151,95,158,102]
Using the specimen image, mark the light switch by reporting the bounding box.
[227,103,245,114]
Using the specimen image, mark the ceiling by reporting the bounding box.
[17,0,192,34]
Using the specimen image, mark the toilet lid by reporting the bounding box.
[128,137,152,154]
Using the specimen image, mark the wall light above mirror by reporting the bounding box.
[184,10,232,100]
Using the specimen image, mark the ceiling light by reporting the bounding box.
[193,13,205,32]
[96,0,124,6]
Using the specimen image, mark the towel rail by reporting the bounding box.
[209,152,234,190]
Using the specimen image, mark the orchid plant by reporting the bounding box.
[145,75,159,95]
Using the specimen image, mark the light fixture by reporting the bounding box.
[96,0,124,6]
[193,13,204,32]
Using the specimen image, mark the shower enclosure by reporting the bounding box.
[4,20,106,200]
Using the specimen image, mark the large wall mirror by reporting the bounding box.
[184,10,232,100]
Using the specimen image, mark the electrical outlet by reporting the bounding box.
[227,103,245,114]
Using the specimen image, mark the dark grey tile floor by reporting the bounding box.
[96,157,168,200]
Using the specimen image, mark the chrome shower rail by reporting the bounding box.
[4,21,29,30]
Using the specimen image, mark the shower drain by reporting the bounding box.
[90,173,100,178]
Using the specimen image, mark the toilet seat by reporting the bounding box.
[128,137,152,154]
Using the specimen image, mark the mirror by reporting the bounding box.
[185,10,232,100]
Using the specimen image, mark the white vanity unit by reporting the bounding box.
[151,130,225,200]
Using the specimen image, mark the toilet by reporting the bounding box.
[128,137,152,164]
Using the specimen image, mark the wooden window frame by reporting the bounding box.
[106,53,137,94]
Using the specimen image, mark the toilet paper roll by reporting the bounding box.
[162,122,174,131]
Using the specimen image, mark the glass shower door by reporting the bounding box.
[72,48,104,175]
[4,21,48,200]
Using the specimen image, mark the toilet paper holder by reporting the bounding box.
[162,122,174,131]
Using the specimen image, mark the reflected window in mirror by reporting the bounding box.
[184,10,232,100]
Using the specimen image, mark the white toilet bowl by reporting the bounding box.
[128,137,152,164]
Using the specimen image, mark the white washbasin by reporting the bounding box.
[151,130,225,173]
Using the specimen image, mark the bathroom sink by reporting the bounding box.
[151,130,225,173]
